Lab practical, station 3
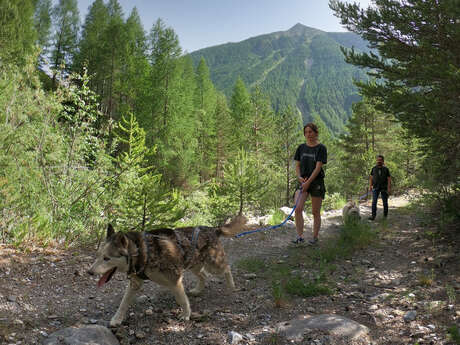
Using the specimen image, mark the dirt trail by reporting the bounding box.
[0,195,458,345]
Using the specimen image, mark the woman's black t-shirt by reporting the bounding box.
[294,143,327,179]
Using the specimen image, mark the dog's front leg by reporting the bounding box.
[110,275,144,327]
[170,278,191,321]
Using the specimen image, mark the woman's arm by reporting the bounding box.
[296,161,305,183]
[304,161,323,187]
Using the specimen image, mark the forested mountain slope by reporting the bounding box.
[190,23,369,133]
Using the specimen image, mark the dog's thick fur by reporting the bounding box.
[342,201,361,223]
[87,216,246,326]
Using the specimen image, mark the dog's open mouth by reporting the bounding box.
[97,267,117,287]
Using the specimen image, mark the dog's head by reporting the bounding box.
[87,224,132,287]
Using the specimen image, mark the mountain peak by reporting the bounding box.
[286,23,321,36]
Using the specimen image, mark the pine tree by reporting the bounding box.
[147,18,182,135]
[330,0,460,188]
[0,0,36,66]
[119,7,149,116]
[214,92,232,180]
[195,57,217,182]
[145,19,184,184]
[73,0,110,96]
[50,0,80,87]
[34,0,52,65]
[248,86,275,159]
[110,113,183,230]
[218,149,266,216]
[229,77,252,151]
[163,55,199,186]
[273,106,303,205]
[103,0,126,123]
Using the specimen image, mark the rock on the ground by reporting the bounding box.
[43,325,119,345]
[276,314,370,342]
[227,330,244,344]
[403,310,417,322]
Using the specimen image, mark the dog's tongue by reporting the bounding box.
[97,269,114,288]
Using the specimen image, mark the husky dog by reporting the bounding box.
[342,201,361,223]
[87,216,247,326]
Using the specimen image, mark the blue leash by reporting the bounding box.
[358,191,370,200]
[235,189,302,238]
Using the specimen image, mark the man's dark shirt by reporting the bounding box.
[294,143,327,180]
[370,165,391,190]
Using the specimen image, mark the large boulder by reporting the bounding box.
[43,325,119,345]
[276,314,370,344]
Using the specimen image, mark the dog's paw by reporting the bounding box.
[179,312,191,321]
[109,317,124,327]
[188,288,203,296]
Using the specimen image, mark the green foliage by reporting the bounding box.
[229,77,252,151]
[284,276,332,297]
[330,0,460,191]
[110,113,184,230]
[0,65,111,245]
[272,105,303,205]
[269,209,287,226]
[215,149,267,215]
[271,281,287,308]
[178,190,214,226]
[235,257,265,273]
[0,0,37,66]
[337,97,420,198]
[50,0,80,85]
[34,0,52,61]
[325,220,375,261]
[321,192,346,211]
[448,325,460,345]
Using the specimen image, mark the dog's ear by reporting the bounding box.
[120,234,128,249]
[117,234,130,257]
[107,224,115,239]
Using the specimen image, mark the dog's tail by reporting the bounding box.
[218,214,248,237]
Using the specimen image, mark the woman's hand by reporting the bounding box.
[302,180,310,192]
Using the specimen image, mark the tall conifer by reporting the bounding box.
[50,0,80,87]
[0,0,36,66]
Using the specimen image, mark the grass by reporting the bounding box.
[284,276,333,297]
[448,325,460,345]
[237,215,376,306]
[417,269,435,287]
[271,281,288,308]
[269,209,288,225]
[235,257,266,273]
[446,283,456,304]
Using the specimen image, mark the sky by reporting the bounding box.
[75,0,373,53]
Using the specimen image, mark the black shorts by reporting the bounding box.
[296,178,326,199]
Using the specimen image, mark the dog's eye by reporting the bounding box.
[103,257,110,261]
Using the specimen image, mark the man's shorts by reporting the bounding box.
[296,178,326,199]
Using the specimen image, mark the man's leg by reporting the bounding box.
[381,190,389,217]
[370,189,379,219]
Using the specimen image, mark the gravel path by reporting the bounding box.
[0,194,458,345]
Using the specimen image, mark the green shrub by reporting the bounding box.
[322,192,346,211]
[269,209,288,225]
[235,257,265,273]
[448,325,460,345]
[284,276,332,297]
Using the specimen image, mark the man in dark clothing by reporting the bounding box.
[368,155,391,220]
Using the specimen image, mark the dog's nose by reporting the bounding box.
[87,269,94,276]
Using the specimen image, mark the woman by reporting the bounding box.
[292,123,327,244]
